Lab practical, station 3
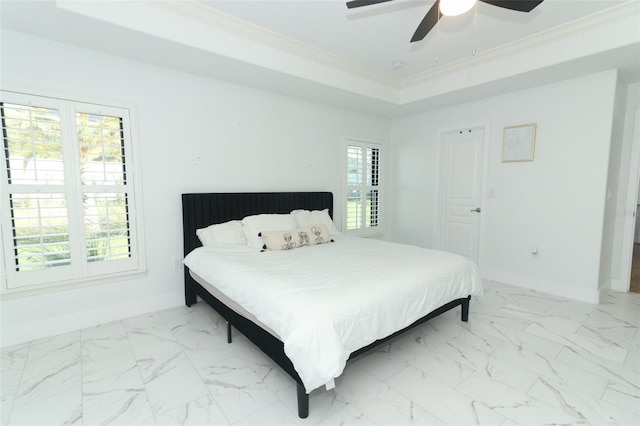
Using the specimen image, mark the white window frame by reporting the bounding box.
[0,90,146,296]
[343,138,383,237]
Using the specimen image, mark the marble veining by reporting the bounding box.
[1,280,639,425]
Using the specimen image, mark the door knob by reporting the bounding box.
[470,207,481,213]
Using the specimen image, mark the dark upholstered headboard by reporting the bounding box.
[181,192,334,258]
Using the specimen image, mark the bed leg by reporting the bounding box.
[296,382,309,418]
[227,322,232,344]
[185,277,197,307]
[461,296,471,322]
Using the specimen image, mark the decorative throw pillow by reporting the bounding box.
[241,213,297,249]
[196,220,246,246]
[261,230,300,251]
[261,224,332,251]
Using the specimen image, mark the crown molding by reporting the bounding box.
[145,0,395,87]
[148,0,638,93]
[398,0,640,88]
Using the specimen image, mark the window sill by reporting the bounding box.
[1,269,147,300]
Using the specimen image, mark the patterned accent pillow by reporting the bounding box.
[241,213,297,249]
[261,224,332,251]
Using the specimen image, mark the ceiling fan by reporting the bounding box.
[346,0,544,42]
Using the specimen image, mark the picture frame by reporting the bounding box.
[502,123,536,162]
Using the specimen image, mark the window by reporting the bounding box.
[1,91,144,293]
[345,140,381,235]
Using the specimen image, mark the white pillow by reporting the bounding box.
[241,213,297,249]
[196,220,246,246]
[290,209,340,235]
[261,224,332,251]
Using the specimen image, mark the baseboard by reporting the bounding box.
[483,269,600,304]
[597,285,610,304]
[0,291,183,348]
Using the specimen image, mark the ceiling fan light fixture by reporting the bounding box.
[439,0,476,17]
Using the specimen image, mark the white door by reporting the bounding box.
[438,126,485,263]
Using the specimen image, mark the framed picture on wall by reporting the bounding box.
[502,123,536,162]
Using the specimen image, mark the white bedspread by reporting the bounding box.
[184,235,483,392]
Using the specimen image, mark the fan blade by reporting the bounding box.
[346,0,394,9]
[410,0,441,43]
[479,0,543,13]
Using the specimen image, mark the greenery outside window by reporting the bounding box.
[345,139,381,236]
[1,91,145,293]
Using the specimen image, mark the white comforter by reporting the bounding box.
[183,236,483,392]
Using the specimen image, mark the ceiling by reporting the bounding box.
[198,0,626,79]
[1,0,639,117]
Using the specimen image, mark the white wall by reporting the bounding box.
[389,71,618,303]
[0,30,390,347]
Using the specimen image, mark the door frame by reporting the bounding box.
[617,108,640,292]
[435,121,491,269]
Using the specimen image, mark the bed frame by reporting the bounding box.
[182,191,471,419]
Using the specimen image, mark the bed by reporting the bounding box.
[182,191,482,418]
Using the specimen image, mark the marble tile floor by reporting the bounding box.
[1,280,639,425]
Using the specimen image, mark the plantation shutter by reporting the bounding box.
[2,98,75,287]
[76,110,132,265]
[346,141,381,234]
[1,91,142,291]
